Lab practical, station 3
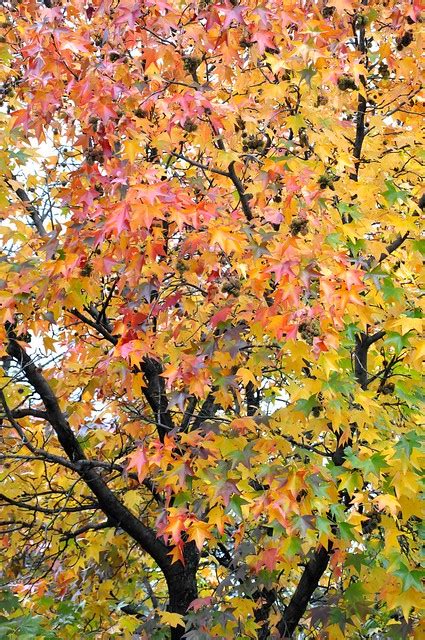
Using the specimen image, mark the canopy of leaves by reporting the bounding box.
[0,0,423,639]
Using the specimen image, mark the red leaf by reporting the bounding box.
[210,306,232,328]
[127,448,149,482]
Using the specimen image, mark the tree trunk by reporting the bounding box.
[166,541,199,640]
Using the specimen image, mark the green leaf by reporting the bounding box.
[295,395,320,416]
[337,202,362,220]
[344,448,389,477]
[286,115,307,133]
[0,590,19,614]
[228,495,249,519]
[316,515,332,537]
[412,239,425,255]
[0,45,11,63]
[394,563,425,592]
[299,65,317,86]
[345,580,366,604]
[325,232,342,249]
[339,521,355,541]
[384,331,411,353]
[381,277,404,302]
[394,380,425,407]
[286,536,301,557]
[346,238,365,257]
[362,453,390,477]
[382,180,409,205]
[346,552,367,574]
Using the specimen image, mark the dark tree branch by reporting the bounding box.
[98,276,119,326]
[76,459,164,505]
[354,330,386,390]
[69,308,118,344]
[5,180,48,238]
[276,545,330,638]
[170,151,229,177]
[364,329,386,347]
[276,322,386,636]
[349,10,368,183]
[364,231,410,271]
[11,408,49,420]
[377,231,410,266]
[254,588,277,640]
[169,152,253,222]
[227,161,253,221]
[2,173,198,639]
[140,357,174,442]
[60,519,112,541]
[70,310,174,443]
[0,390,80,471]
[246,381,260,416]
[180,395,197,432]
[275,11,377,634]
[0,492,97,515]
[5,334,172,573]
[192,392,220,430]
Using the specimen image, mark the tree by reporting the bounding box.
[0,0,423,638]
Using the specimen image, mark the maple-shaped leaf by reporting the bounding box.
[2,1,423,638]
[127,447,149,482]
[157,610,185,628]
[373,494,401,518]
[252,30,278,55]
[187,520,213,551]
[210,306,232,328]
[188,597,213,612]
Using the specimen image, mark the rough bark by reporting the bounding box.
[167,542,199,640]
[6,333,200,637]
[276,545,331,638]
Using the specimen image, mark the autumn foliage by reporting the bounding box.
[0,0,423,638]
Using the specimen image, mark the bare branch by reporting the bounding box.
[376,231,410,266]
[0,492,98,515]
[5,179,48,237]
[169,151,229,177]
[60,519,112,541]
[11,408,49,420]
[140,357,175,442]
[69,308,118,344]
[227,160,253,221]
[5,334,172,572]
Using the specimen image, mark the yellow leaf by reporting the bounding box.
[373,494,401,518]
[168,543,185,565]
[208,505,228,535]
[387,588,425,622]
[382,517,400,553]
[210,226,244,255]
[393,470,420,498]
[42,335,56,352]
[215,434,247,457]
[318,352,339,379]
[398,495,424,521]
[132,372,146,395]
[387,317,422,335]
[157,610,185,628]
[118,615,140,633]
[230,597,256,618]
[236,367,257,387]
[123,138,141,163]
[188,520,213,551]
[347,512,368,531]
[327,624,347,640]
